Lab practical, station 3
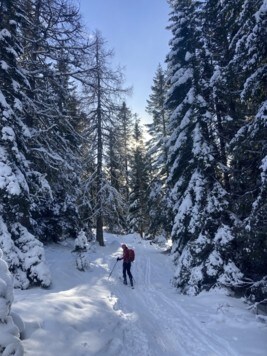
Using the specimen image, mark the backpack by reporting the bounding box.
[128,248,135,262]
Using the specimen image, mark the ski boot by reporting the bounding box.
[130,278,134,288]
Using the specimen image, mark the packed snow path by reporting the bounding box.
[13,233,267,356]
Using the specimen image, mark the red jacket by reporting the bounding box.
[120,247,131,263]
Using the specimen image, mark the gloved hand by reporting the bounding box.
[117,257,120,261]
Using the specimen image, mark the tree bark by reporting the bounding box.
[96,37,104,246]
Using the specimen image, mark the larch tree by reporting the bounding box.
[83,31,128,246]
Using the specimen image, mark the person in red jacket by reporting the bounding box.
[117,244,133,287]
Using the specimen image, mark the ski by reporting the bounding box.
[119,276,134,289]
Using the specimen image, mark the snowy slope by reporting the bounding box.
[13,233,267,356]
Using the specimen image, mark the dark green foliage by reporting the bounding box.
[0,0,52,288]
[145,65,172,239]
[165,0,267,303]
[0,0,93,288]
[128,120,150,237]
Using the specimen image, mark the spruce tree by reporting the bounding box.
[0,248,24,354]
[146,64,168,175]
[128,119,149,237]
[165,0,205,256]
[228,0,267,300]
[103,101,134,233]
[17,0,91,241]
[0,0,51,288]
[146,64,171,238]
[165,0,242,294]
[117,101,134,203]
[105,125,127,233]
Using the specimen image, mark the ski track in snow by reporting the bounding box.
[13,234,267,356]
[107,243,239,356]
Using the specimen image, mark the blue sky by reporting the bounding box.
[79,0,171,124]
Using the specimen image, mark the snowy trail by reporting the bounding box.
[107,239,239,356]
[13,233,267,356]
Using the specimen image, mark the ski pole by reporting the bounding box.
[108,260,118,279]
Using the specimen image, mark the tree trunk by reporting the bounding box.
[215,99,230,191]
[96,37,104,246]
[96,215,104,246]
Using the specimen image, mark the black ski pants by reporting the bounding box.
[123,261,133,283]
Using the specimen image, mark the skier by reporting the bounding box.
[117,244,134,287]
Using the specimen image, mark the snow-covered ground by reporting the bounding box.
[13,233,267,356]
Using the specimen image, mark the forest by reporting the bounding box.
[0,0,266,352]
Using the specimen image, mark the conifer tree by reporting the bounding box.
[0,248,24,354]
[228,0,267,299]
[166,0,205,255]
[128,119,149,237]
[17,0,92,241]
[164,0,267,301]
[104,102,134,233]
[83,32,127,245]
[105,125,127,233]
[0,0,51,288]
[165,0,242,294]
[146,64,168,176]
[146,64,171,238]
[117,102,134,203]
